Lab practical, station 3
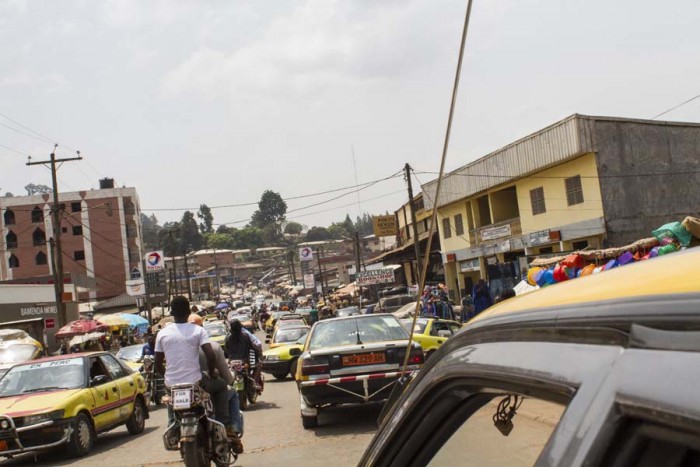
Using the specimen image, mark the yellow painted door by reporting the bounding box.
[100,355,136,422]
[88,357,121,429]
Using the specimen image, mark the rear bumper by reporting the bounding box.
[262,360,290,375]
[299,370,416,407]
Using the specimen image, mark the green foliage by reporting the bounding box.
[140,213,161,251]
[236,226,265,250]
[305,226,330,241]
[283,221,303,235]
[251,190,287,228]
[179,211,203,252]
[157,221,180,257]
[206,232,236,249]
[197,204,214,233]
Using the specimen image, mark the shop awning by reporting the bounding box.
[368,232,439,265]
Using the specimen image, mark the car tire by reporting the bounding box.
[272,372,287,380]
[302,413,318,429]
[67,413,95,457]
[126,397,146,435]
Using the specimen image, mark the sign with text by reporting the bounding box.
[303,273,315,289]
[44,318,55,329]
[126,279,146,297]
[357,268,395,286]
[480,224,512,242]
[145,251,165,272]
[372,215,397,237]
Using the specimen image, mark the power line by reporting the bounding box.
[0,142,29,156]
[0,121,54,145]
[651,93,700,120]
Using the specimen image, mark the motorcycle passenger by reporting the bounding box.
[226,320,263,389]
[154,296,218,431]
[188,314,244,454]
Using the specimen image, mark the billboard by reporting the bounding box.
[303,273,315,289]
[145,251,165,272]
[372,215,397,237]
[356,268,395,286]
[299,247,314,262]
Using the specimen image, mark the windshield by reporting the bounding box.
[116,345,143,361]
[308,315,409,350]
[274,327,309,344]
[337,307,359,317]
[0,358,86,396]
[233,314,251,322]
[0,344,39,365]
[205,325,227,337]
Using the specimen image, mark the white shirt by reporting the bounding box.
[243,328,261,347]
[155,322,210,387]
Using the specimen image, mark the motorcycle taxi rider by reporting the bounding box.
[226,320,264,389]
[155,296,244,454]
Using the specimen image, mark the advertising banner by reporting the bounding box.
[356,268,395,286]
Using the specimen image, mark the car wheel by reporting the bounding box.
[272,372,287,380]
[67,413,94,457]
[301,413,318,429]
[126,397,146,434]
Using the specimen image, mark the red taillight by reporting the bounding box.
[301,356,330,376]
[408,347,424,365]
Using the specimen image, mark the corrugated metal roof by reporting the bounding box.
[422,114,596,210]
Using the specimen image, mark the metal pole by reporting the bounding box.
[317,246,327,298]
[182,249,192,301]
[354,231,363,308]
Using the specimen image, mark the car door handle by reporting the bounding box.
[437,340,443,344]
[129,381,134,387]
[112,387,118,393]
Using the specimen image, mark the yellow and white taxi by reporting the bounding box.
[0,351,149,458]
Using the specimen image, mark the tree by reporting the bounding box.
[206,233,236,249]
[197,204,214,234]
[327,224,346,240]
[283,221,303,235]
[179,211,203,252]
[158,221,181,257]
[342,214,355,234]
[235,226,264,250]
[140,213,161,251]
[305,226,330,242]
[251,190,287,229]
[216,225,236,235]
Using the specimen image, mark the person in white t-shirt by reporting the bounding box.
[155,296,217,388]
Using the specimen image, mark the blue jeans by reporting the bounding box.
[228,390,242,433]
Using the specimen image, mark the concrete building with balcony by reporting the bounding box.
[0,181,143,300]
[422,114,700,301]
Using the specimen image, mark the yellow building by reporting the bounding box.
[422,114,700,302]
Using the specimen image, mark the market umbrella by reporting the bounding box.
[55,319,109,339]
[117,313,149,334]
[69,332,106,347]
[92,314,131,331]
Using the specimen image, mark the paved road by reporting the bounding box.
[0,330,380,466]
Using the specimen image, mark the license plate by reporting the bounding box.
[231,360,243,372]
[0,440,7,451]
[342,353,385,366]
[172,388,192,410]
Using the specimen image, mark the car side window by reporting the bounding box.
[89,357,111,382]
[430,322,449,337]
[447,323,462,334]
[427,395,566,466]
[100,355,127,380]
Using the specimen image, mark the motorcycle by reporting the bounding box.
[163,382,242,467]
[141,355,166,405]
[229,357,264,411]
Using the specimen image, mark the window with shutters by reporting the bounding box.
[31,206,44,223]
[565,175,584,206]
[35,251,47,266]
[530,187,546,215]
[33,228,46,246]
[3,209,15,226]
[8,254,19,269]
[442,218,452,239]
[5,231,17,249]
[454,214,464,236]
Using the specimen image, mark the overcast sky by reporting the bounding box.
[1,0,698,229]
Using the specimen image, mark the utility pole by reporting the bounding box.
[213,247,221,302]
[27,148,82,327]
[182,248,193,302]
[316,246,326,299]
[404,163,423,284]
[354,231,363,308]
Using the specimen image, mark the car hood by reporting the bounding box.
[0,389,82,417]
[264,343,303,359]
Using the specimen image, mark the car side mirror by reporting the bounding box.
[288,347,302,357]
[437,330,452,338]
[91,375,108,386]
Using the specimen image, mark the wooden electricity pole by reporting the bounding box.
[26,147,82,327]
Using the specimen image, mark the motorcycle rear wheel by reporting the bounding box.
[238,389,248,411]
[182,439,209,467]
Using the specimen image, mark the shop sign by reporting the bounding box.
[303,273,315,289]
[529,230,551,246]
[45,318,55,329]
[497,239,512,253]
[299,247,314,262]
[460,258,480,272]
[20,305,57,317]
[145,251,165,272]
[126,279,146,297]
[372,215,397,237]
[357,268,395,286]
[480,224,512,242]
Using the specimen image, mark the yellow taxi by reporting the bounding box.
[203,321,229,347]
[262,338,305,380]
[0,351,148,458]
[264,311,288,335]
[115,344,145,371]
[266,326,310,350]
[400,318,463,358]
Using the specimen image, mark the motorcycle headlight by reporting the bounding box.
[265,355,279,361]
